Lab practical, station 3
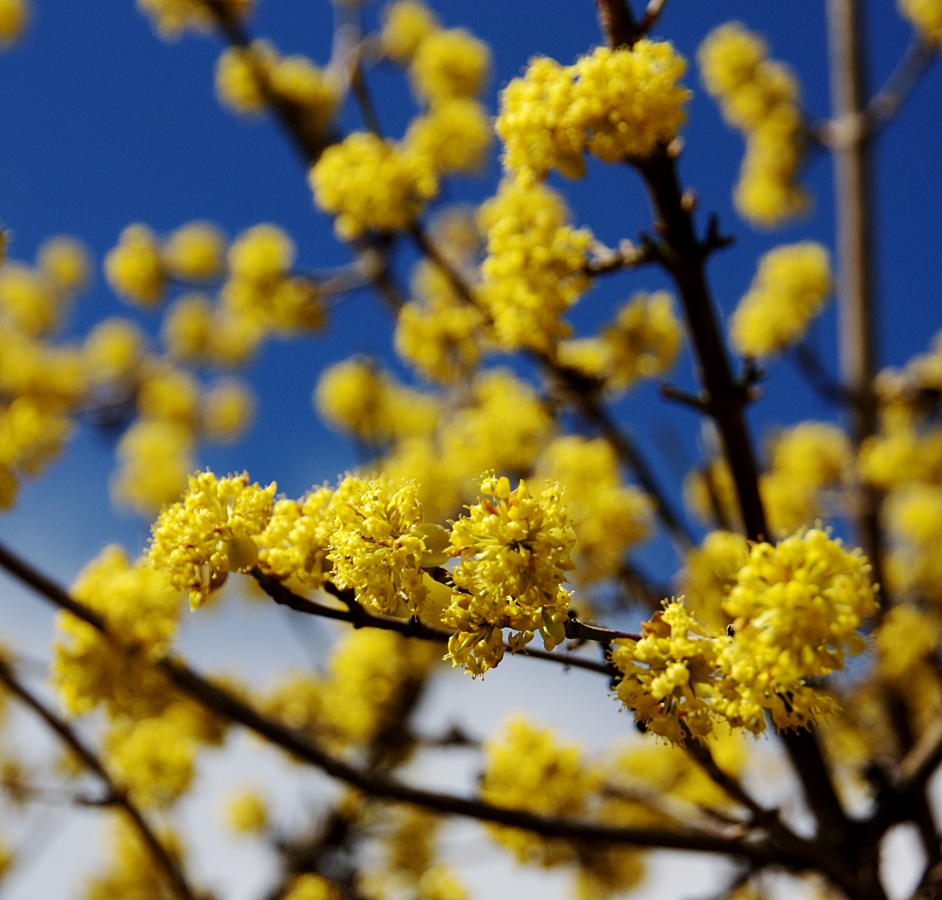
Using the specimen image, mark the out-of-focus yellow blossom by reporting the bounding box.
[446,476,576,675]
[381,0,439,63]
[0,396,72,477]
[147,470,277,607]
[699,23,808,227]
[162,221,226,282]
[876,605,941,681]
[315,358,439,445]
[106,715,195,808]
[730,242,832,358]
[319,629,437,747]
[479,175,593,351]
[221,272,325,337]
[262,671,323,733]
[681,530,748,633]
[138,0,252,39]
[228,223,295,285]
[859,417,942,490]
[311,133,438,240]
[328,475,432,615]
[208,309,265,366]
[52,546,182,716]
[0,263,59,336]
[83,318,145,385]
[684,457,740,530]
[441,368,553,483]
[380,807,440,880]
[417,866,468,900]
[225,789,269,834]
[111,419,194,515]
[900,0,942,43]
[161,293,213,362]
[85,816,186,900]
[38,237,91,294]
[720,529,876,729]
[496,40,689,178]
[201,379,255,443]
[0,838,11,884]
[0,0,27,46]
[269,54,339,119]
[409,27,490,103]
[105,225,166,306]
[886,484,942,596]
[137,363,200,426]
[905,328,942,390]
[257,486,335,588]
[537,436,652,583]
[600,291,683,391]
[216,42,272,114]
[283,873,339,900]
[404,98,492,175]
[0,336,87,409]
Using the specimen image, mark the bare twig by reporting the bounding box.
[0,658,197,900]
[639,0,671,34]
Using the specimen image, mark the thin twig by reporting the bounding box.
[0,658,197,900]
[639,0,671,35]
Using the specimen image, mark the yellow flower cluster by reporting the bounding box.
[699,23,808,227]
[315,358,439,445]
[558,291,683,391]
[138,0,252,39]
[0,397,73,508]
[105,221,228,306]
[478,175,593,351]
[761,421,852,535]
[0,838,11,886]
[614,530,876,741]
[147,471,277,607]
[257,486,335,589]
[0,0,28,47]
[536,436,652,583]
[381,0,440,64]
[85,816,186,900]
[283,874,339,900]
[730,242,832,358]
[496,40,690,177]
[404,97,492,177]
[396,259,488,383]
[900,0,942,43]
[225,789,269,834]
[327,476,433,615]
[310,133,438,240]
[52,546,183,717]
[263,629,436,751]
[480,717,644,897]
[445,476,576,676]
[875,604,941,681]
[886,484,942,597]
[215,40,340,129]
[680,530,748,633]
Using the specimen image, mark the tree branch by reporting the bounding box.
[0,658,197,900]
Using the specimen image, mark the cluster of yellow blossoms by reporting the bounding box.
[0,0,28,46]
[613,529,876,742]
[699,23,808,227]
[557,291,684,391]
[495,40,690,177]
[137,0,251,39]
[900,0,942,43]
[730,242,832,358]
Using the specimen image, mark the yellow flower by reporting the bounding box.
[105,224,165,306]
[310,133,438,240]
[681,530,749,632]
[446,476,576,675]
[0,0,28,47]
[409,27,490,102]
[404,98,492,175]
[147,470,277,607]
[163,221,226,282]
[137,363,200,426]
[138,0,252,39]
[161,293,214,361]
[215,42,272,114]
[899,0,942,43]
[0,263,59,336]
[283,874,339,900]
[111,418,194,515]
[496,40,689,177]
[478,175,593,352]
[225,789,269,834]
[257,487,335,588]
[730,242,832,358]
[201,379,255,443]
[381,0,439,63]
[38,237,91,294]
[228,223,296,284]
[83,318,145,385]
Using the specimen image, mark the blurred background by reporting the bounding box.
[0,1,939,898]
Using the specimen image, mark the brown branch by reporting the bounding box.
[0,658,197,900]
[253,567,623,677]
[0,542,795,865]
[594,0,639,49]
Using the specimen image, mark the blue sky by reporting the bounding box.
[0,3,939,896]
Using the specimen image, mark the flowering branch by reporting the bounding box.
[0,657,197,900]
